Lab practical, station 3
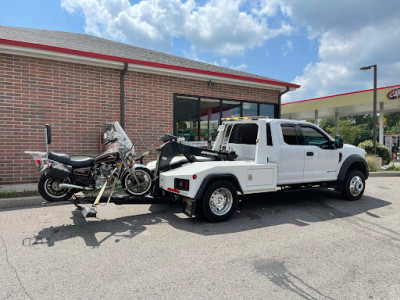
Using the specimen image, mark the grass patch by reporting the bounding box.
[386,162,400,171]
[0,190,40,198]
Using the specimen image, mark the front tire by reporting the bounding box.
[200,181,238,222]
[38,174,75,202]
[341,170,365,201]
[122,167,154,197]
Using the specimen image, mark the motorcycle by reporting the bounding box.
[25,122,154,202]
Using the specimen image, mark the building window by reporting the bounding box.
[243,102,258,117]
[222,100,241,119]
[175,95,198,141]
[260,103,275,118]
[200,98,220,142]
[174,94,277,143]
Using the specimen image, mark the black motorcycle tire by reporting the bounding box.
[38,174,75,202]
[121,167,154,197]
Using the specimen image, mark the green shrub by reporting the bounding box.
[358,140,391,165]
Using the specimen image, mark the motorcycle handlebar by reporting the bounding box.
[159,134,177,143]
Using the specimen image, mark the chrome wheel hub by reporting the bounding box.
[209,188,233,216]
[349,176,364,196]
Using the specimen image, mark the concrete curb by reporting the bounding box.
[0,183,37,192]
[0,196,44,210]
[369,171,400,177]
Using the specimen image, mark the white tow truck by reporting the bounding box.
[149,117,369,222]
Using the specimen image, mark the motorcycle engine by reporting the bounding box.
[95,164,114,188]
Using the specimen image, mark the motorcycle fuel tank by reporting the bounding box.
[94,149,119,164]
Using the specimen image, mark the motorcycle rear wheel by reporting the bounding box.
[38,174,75,202]
[122,167,154,197]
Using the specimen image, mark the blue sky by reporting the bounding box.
[1,0,399,103]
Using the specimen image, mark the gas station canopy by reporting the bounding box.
[281,84,400,120]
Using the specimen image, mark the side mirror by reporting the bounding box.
[335,135,343,149]
[45,124,52,144]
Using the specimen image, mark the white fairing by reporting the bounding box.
[104,121,135,154]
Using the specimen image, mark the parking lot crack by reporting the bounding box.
[0,236,33,300]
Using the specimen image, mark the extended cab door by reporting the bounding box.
[278,123,306,184]
[298,124,339,182]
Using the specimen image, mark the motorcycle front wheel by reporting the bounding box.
[121,167,154,197]
[38,174,75,202]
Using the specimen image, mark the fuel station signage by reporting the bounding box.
[387,87,400,100]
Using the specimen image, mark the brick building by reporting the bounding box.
[0,26,299,184]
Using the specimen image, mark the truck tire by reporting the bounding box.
[341,170,365,201]
[200,181,238,222]
[38,174,75,202]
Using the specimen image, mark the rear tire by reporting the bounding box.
[38,174,75,202]
[341,170,365,201]
[200,181,238,222]
[122,167,154,196]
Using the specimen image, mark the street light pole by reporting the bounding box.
[360,64,378,154]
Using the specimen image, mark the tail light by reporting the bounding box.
[174,178,189,191]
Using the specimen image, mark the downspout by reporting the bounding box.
[278,86,290,119]
[120,62,128,128]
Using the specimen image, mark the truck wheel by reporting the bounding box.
[200,181,238,222]
[38,174,75,202]
[341,170,365,201]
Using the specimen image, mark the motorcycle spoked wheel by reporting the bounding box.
[121,167,154,197]
[38,174,75,202]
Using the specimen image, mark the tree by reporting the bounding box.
[319,118,362,145]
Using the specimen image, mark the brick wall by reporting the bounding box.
[0,53,279,184]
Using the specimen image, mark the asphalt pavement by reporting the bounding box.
[0,177,399,299]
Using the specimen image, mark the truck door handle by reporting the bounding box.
[307,152,314,156]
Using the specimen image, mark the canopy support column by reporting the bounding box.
[334,112,339,136]
[379,102,384,145]
[314,110,319,125]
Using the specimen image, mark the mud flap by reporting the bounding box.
[182,198,196,218]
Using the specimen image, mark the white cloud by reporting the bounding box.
[61,0,293,55]
[281,40,292,56]
[281,0,400,102]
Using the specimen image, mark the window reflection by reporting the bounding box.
[175,96,199,141]
[174,95,276,144]
[200,98,220,142]
[222,100,241,118]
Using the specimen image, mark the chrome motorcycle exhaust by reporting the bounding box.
[59,183,93,190]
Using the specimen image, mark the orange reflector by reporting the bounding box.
[117,162,121,166]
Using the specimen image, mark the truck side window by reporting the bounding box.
[229,124,258,145]
[281,125,298,145]
[266,123,273,146]
[223,124,233,144]
[300,126,329,147]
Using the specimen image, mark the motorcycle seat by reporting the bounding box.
[48,152,94,168]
